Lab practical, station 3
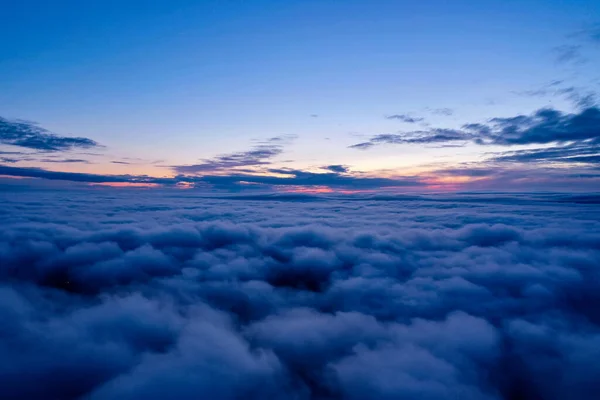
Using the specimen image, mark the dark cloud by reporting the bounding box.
[475,107,600,145]
[492,143,600,165]
[323,165,349,173]
[0,117,99,151]
[385,114,425,123]
[0,188,599,399]
[351,107,600,170]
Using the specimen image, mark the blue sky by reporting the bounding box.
[1,0,599,191]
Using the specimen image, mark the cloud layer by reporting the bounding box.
[1,188,599,399]
[0,164,423,191]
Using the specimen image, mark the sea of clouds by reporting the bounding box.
[1,187,600,399]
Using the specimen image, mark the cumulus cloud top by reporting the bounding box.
[0,188,599,399]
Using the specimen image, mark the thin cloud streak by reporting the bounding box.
[173,135,297,175]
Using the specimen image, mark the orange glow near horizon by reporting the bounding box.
[277,185,372,195]
[425,175,488,184]
[175,181,195,189]
[420,175,490,192]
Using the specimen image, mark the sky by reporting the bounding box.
[1,0,599,192]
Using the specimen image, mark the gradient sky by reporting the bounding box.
[1,0,599,192]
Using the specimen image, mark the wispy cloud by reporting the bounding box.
[37,158,90,164]
[515,81,597,109]
[570,22,600,43]
[350,129,467,150]
[385,114,425,123]
[491,143,600,165]
[428,108,454,116]
[552,45,586,65]
[173,135,296,175]
[552,22,600,66]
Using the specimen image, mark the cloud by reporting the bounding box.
[173,135,296,175]
[323,165,349,173]
[201,168,422,190]
[429,108,454,116]
[348,141,375,150]
[553,45,586,65]
[38,158,91,164]
[515,82,597,109]
[0,164,422,191]
[492,143,600,165]
[0,117,99,151]
[427,164,600,192]
[385,114,425,123]
[0,157,20,163]
[570,22,600,43]
[473,107,600,145]
[350,129,468,150]
[174,145,282,174]
[552,23,600,66]
[433,167,498,178]
[0,151,92,165]
[351,107,600,170]
[0,189,599,398]
[0,165,172,184]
